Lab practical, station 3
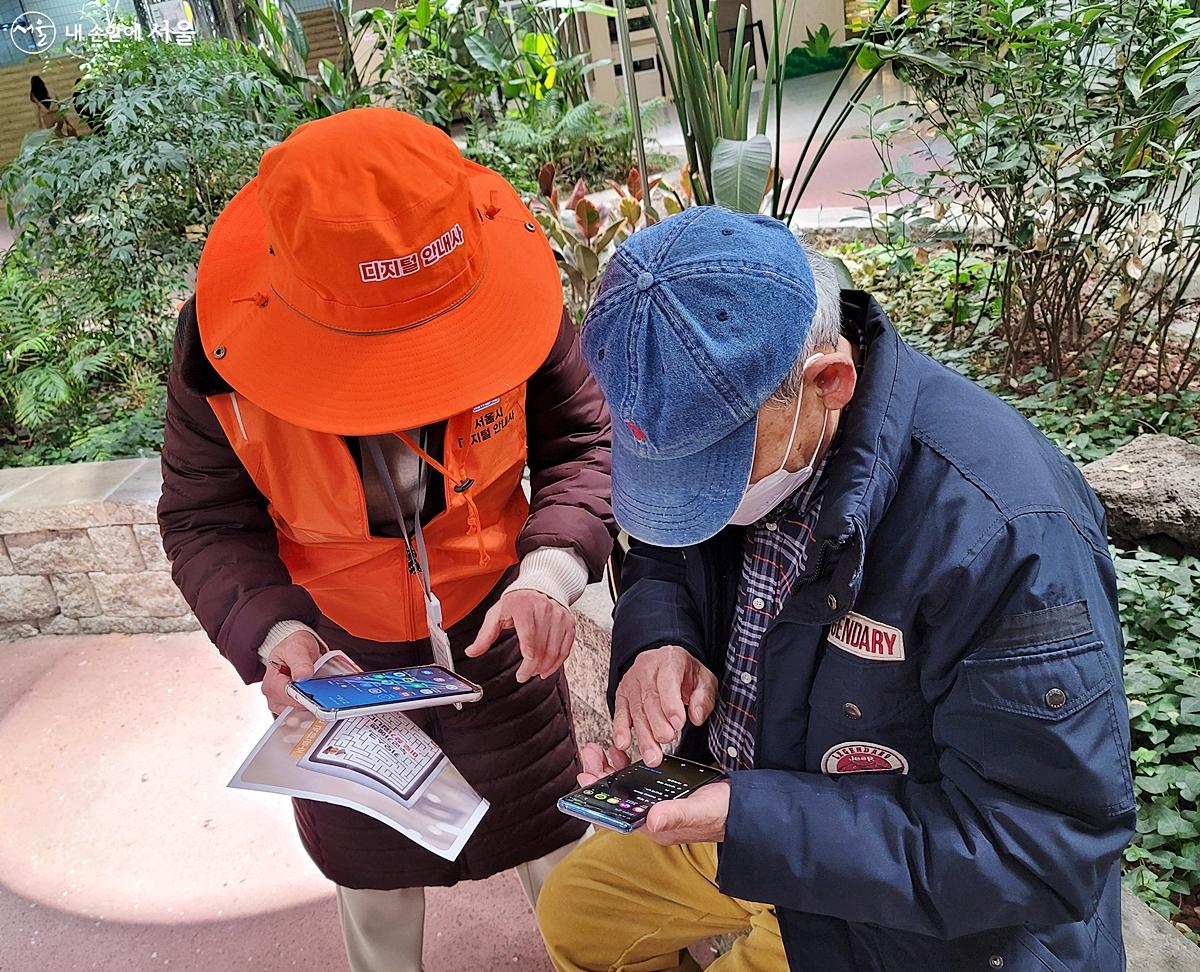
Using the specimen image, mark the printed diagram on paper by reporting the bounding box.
[300,711,446,807]
[229,650,489,861]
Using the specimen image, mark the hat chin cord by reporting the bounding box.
[394,431,491,568]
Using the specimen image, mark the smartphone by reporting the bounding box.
[286,664,483,720]
[557,755,727,833]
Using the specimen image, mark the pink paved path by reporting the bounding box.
[0,633,554,972]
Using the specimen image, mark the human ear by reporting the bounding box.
[807,353,857,412]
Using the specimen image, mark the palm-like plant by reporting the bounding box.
[634,0,951,218]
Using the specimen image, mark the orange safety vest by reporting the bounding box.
[208,387,529,643]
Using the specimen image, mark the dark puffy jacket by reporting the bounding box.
[159,297,615,888]
[610,292,1135,971]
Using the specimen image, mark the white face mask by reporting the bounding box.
[728,355,829,527]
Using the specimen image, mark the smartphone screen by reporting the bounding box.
[558,756,724,830]
[291,665,478,712]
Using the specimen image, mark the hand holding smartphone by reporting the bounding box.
[557,755,726,833]
[286,664,483,720]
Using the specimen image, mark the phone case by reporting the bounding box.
[286,675,483,721]
[557,756,727,834]
[557,798,641,833]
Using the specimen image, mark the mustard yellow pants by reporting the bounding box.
[537,831,786,972]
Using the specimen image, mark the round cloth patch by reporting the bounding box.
[821,741,909,776]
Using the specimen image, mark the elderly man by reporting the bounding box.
[158,108,613,971]
[537,208,1134,971]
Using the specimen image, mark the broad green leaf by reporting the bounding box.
[856,44,883,71]
[464,34,505,75]
[711,135,771,214]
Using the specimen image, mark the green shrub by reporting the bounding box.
[0,35,305,465]
[1116,547,1200,941]
[841,243,1200,463]
[855,0,1200,393]
[465,95,669,194]
[782,45,848,79]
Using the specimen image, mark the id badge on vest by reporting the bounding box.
[363,436,459,694]
[425,592,454,673]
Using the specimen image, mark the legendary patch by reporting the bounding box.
[828,612,905,662]
[821,742,909,776]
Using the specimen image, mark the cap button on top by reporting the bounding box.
[636,271,654,291]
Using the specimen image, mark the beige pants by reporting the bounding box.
[336,837,585,972]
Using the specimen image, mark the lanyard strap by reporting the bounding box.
[363,435,437,613]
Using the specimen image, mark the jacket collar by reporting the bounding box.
[777,290,919,625]
[177,296,234,398]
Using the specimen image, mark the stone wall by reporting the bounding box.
[0,458,199,639]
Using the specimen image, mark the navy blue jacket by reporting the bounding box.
[609,292,1135,971]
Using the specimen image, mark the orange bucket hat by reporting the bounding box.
[195,107,563,434]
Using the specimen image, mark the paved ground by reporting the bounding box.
[1,628,1197,971]
[0,633,557,972]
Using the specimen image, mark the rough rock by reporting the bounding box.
[1122,887,1200,970]
[133,524,171,571]
[0,575,57,622]
[566,582,615,746]
[87,525,145,573]
[1082,435,1200,554]
[39,614,82,635]
[0,540,13,576]
[0,621,39,639]
[89,572,190,619]
[4,529,97,574]
[78,614,201,635]
[49,573,102,618]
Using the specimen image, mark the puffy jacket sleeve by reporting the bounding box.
[157,299,320,684]
[517,311,616,579]
[608,538,714,706]
[716,510,1136,939]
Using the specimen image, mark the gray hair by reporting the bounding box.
[767,241,844,407]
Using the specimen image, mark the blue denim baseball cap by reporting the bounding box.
[582,207,817,546]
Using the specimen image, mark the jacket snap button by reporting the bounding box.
[827,593,838,610]
[989,957,1004,968]
[843,702,862,720]
[1045,687,1067,709]
[213,346,227,359]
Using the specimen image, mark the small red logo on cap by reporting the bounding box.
[626,420,646,442]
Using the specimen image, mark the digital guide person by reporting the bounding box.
[158,107,615,972]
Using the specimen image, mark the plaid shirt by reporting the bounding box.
[708,449,835,772]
